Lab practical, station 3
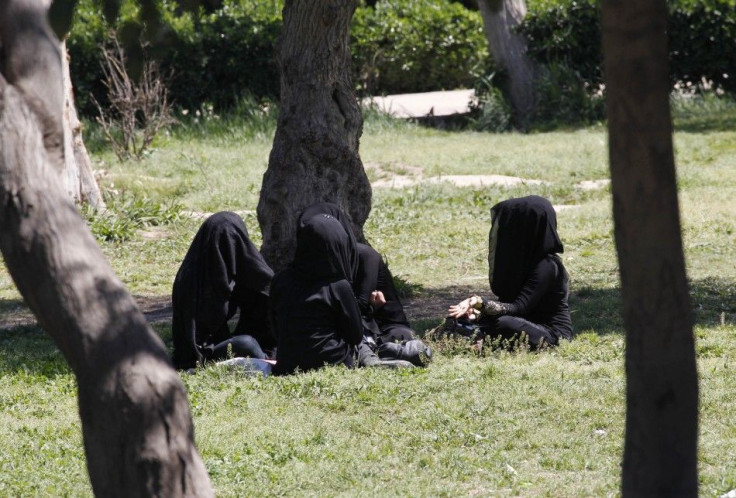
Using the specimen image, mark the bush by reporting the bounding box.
[351,0,489,95]
[68,0,283,116]
[68,0,489,118]
[521,0,736,95]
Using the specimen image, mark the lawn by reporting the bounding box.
[1,97,735,496]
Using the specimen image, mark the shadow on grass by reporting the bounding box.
[0,277,733,375]
[674,114,736,133]
[571,276,736,335]
[406,277,736,337]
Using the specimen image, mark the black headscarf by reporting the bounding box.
[292,214,355,284]
[489,196,564,302]
[172,211,274,369]
[298,202,359,282]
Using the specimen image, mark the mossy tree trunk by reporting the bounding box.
[257,0,371,271]
[601,0,698,495]
[0,1,212,496]
[477,0,537,128]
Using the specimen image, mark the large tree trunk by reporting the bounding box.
[601,1,698,495]
[0,2,212,496]
[477,0,537,128]
[257,0,371,271]
[61,39,105,209]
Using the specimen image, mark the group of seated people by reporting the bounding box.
[170,195,572,375]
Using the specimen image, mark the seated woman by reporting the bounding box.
[297,202,417,368]
[270,213,364,375]
[449,195,573,349]
[171,212,275,370]
[356,243,431,366]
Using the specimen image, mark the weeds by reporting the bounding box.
[82,192,183,242]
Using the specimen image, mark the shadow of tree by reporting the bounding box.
[673,113,736,134]
[405,277,736,336]
[1,277,733,375]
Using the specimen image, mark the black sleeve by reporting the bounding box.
[330,280,364,346]
[505,258,558,316]
[355,244,381,317]
[267,272,286,341]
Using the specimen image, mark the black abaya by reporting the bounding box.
[271,214,363,375]
[480,196,573,346]
[356,243,415,343]
[171,212,274,370]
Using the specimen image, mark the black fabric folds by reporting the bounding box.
[490,195,564,302]
[171,212,274,370]
[270,214,363,375]
[292,214,356,283]
[356,243,410,328]
[298,202,359,282]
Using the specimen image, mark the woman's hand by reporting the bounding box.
[370,290,386,309]
[448,296,483,319]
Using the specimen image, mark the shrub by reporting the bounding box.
[521,0,736,95]
[68,0,489,118]
[351,0,489,95]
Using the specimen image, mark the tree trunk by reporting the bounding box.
[477,0,537,128]
[257,0,371,271]
[601,1,698,495]
[61,39,105,209]
[0,2,212,496]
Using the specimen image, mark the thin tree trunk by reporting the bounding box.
[61,39,105,209]
[477,0,536,128]
[257,0,371,271]
[0,2,212,495]
[601,1,698,495]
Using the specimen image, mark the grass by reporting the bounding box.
[1,96,736,496]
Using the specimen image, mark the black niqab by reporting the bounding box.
[292,214,355,284]
[172,211,274,369]
[490,196,564,302]
[298,202,359,282]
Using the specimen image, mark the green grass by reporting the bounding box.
[1,97,736,495]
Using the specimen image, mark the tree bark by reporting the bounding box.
[257,0,371,271]
[477,0,537,128]
[601,1,698,495]
[61,39,105,209]
[0,2,212,496]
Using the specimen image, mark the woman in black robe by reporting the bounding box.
[449,195,573,348]
[171,212,275,370]
[270,214,364,375]
[297,203,421,367]
[355,243,432,366]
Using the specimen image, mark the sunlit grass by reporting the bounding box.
[1,96,736,495]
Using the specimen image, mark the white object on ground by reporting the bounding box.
[217,357,273,376]
[364,89,475,118]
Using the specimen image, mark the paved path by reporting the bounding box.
[364,89,475,118]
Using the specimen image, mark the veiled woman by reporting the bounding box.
[449,195,573,348]
[171,212,275,370]
[270,213,364,375]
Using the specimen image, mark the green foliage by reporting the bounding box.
[351,0,488,95]
[522,0,736,95]
[469,73,513,132]
[531,62,606,129]
[82,192,183,242]
[68,0,489,118]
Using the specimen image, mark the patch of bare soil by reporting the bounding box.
[0,294,174,331]
[1,288,477,332]
[402,285,479,324]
